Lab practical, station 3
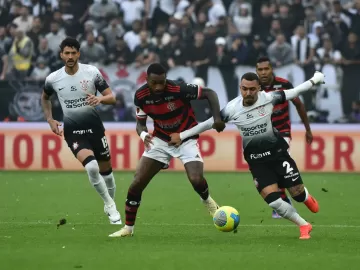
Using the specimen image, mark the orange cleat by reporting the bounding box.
[299,223,312,240]
[304,195,319,213]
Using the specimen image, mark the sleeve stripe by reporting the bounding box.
[136,115,147,119]
[197,86,203,99]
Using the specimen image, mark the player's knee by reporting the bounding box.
[188,173,203,186]
[288,184,305,201]
[83,156,99,177]
[264,192,281,204]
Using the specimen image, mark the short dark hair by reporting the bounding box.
[256,56,271,65]
[59,37,80,52]
[147,63,166,76]
[241,72,259,83]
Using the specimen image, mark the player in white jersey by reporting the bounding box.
[40,37,121,225]
[169,72,324,239]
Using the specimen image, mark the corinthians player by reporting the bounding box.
[170,71,324,240]
[41,37,121,224]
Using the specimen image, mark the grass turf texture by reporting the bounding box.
[1,171,360,269]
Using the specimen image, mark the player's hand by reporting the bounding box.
[311,71,325,85]
[86,93,101,106]
[305,130,313,145]
[168,133,182,147]
[212,120,226,132]
[143,134,153,149]
[48,119,63,136]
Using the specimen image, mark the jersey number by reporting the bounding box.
[101,136,108,149]
[282,161,294,174]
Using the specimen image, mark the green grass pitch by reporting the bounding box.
[1,171,360,269]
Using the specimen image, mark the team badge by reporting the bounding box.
[167,102,176,111]
[80,80,90,92]
[257,106,266,116]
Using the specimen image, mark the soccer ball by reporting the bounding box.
[213,206,240,232]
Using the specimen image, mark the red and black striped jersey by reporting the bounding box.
[261,76,299,138]
[134,80,202,142]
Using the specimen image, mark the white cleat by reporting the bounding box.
[202,196,219,216]
[104,204,122,225]
[109,226,134,237]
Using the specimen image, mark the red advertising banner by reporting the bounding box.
[0,123,359,172]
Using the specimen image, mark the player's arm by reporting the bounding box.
[91,68,116,105]
[291,97,312,141]
[41,80,62,136]
[271,72,325,105]
[180,83,225,132]
[134,97,152,147]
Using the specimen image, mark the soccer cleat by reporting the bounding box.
[299,223,312,240]
[109,226,134,237]
[202,196,219,216]
[104,204,122,225]
[272,210,282,219]
[304,195,319,213]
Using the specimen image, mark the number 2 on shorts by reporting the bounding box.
[282,161,294,174]
[101,136,108,149]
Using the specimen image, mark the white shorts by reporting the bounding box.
[142,137,203,166]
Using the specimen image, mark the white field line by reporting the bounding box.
[0,221,359,228]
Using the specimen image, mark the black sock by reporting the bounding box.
[125,189,142,226]
[280,188,291,204]
[193,178,209,200]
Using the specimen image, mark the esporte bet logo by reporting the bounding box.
[241,123,268,136]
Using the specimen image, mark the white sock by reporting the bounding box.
[303,187,309,202]
[269,198,307,226]
[102,172,116,199]
[125,225,134,232]
[85,160,114,206]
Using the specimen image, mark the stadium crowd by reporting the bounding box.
[0,0,359,123]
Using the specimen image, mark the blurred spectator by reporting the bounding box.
[252,4,273,39]
[349,101,360,123]
[124,19,142,52]
[316,37,342,68]
[228,0,252,18]
[8,28,33,79]
[77,20,98,45]
[102,18,125,50]
[80,33,107,65]
[134,30,157,68]
[186,31,212,83]
[264,19,282,46]
[232,4,253,38]
[230,35,248,65]
[45,21,66,54]
[210,37,232,68]
[0,26,12,53]
[26,17,45,51]
[160,32,186,69]
[267,33,293,68]
[204,0,227,25]
[146,0,175,34]
[107,36,133,65]
[151,23,171,51]
[113,93,133,121]
[13,5,33,33]
[88,0,119,30]
[34,38,57,71]
[204,22,219,44]
[0,46,8,80]
[246,35,267,66]
[29,56,50,80]
[120,0,145,30]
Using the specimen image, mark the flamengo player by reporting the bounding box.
[109,63,225,237]
[41,37,121,224]
[256,57,313,219]
[171,72,323,239]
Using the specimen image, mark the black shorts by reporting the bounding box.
[249,154,303,192]
[65,131,110,161]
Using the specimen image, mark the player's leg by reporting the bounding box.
[109,137,170,237]
[179,140,219,216]
[273,137,293,219]
[76,149,121,224]
[98,160,116,199]
[251,163,311,239]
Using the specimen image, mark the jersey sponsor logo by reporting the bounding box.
[186,93,197,99]
[72,142,79,150]
[156,118,182,129]
[250,151,271,159]
[241,123,267,136]
[71,86,77,91]
[257,106,266,116]
[145,100,154,104]
[246,113,253,119]
[73,129,93,135]
[64,98,87,108]
[164,96,175,101]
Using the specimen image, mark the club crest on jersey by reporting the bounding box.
[167,102,176,111]
[80,80,90,92]
[257,106,266,116]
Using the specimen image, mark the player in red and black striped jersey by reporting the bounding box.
[256,57,313,219]
[109,63,225,237]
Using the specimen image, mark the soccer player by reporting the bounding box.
[40,37,121,224]
[109,63,225,237]
[256,56,313,219]
[170,72,323,239]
